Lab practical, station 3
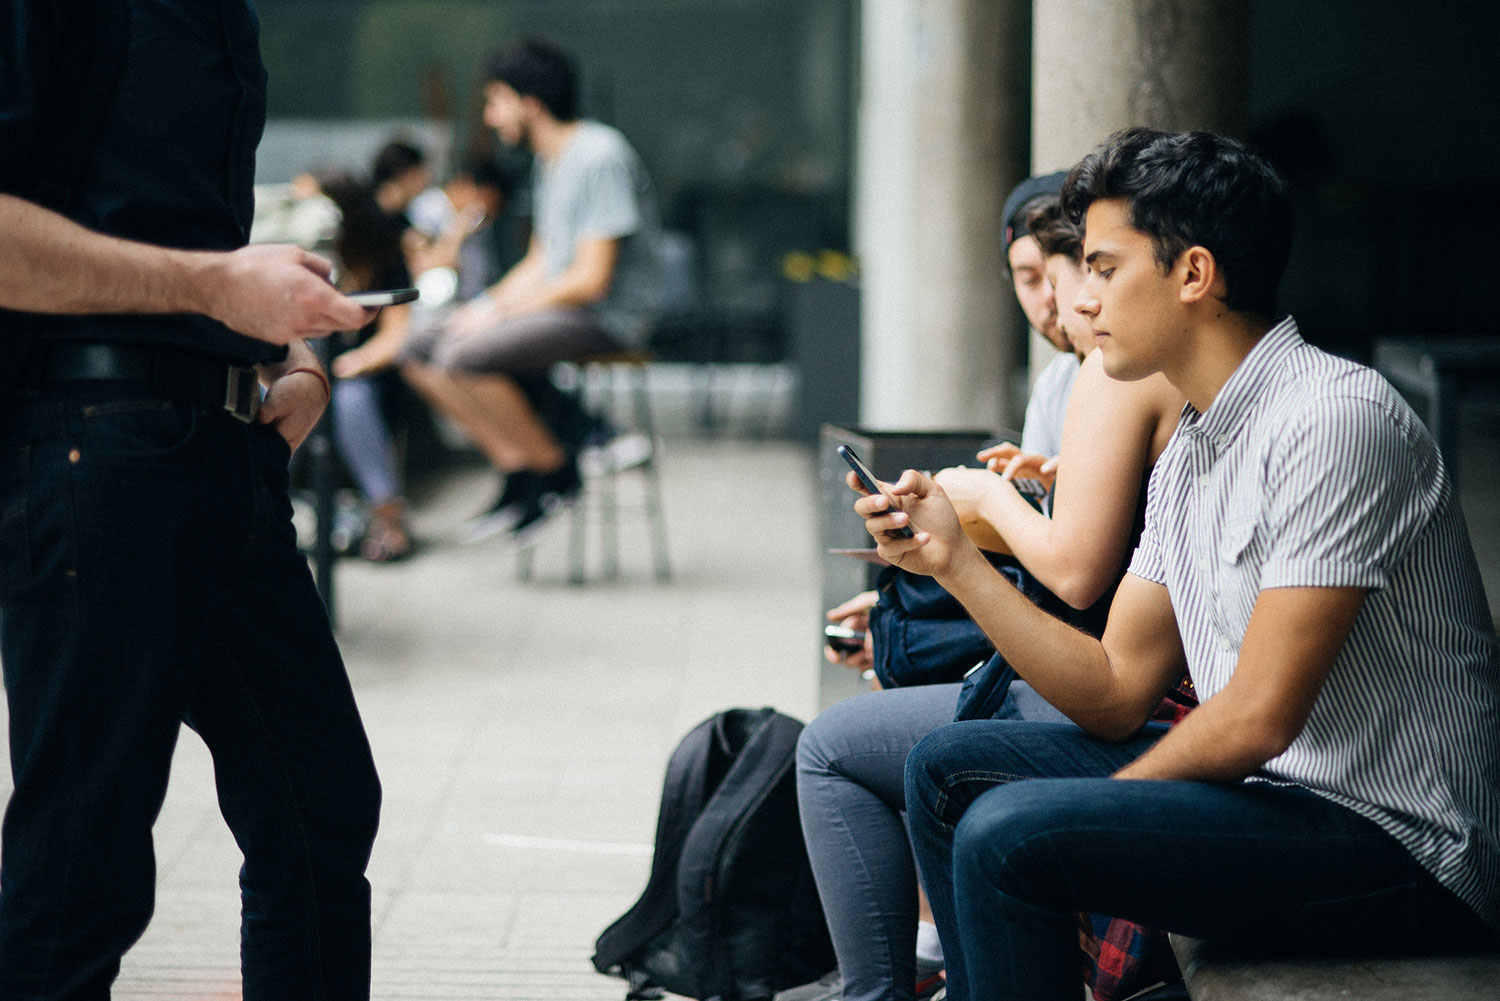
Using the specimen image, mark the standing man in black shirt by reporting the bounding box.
[0,2,382,998]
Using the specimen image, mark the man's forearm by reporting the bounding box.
[937,549,1143,737]
[1112,698,1277,782]
[0,193,216,318]
[1,194,369,346]
[506,272,606,317]
[484,251,546,307]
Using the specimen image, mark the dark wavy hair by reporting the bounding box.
[1026,197,1083,264]
[484,38,579,122]
[1061,128,1293,319]
[315,171,403,292]
[370,140,426,189]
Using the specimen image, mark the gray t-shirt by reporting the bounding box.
[1020,350,1081,458]
[534,120,662,346]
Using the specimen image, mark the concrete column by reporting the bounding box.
[856,0,1030,431]
[1027,0,1251,373]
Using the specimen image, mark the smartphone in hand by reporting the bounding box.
[1011,476,1047,512]
[348,288,420,307]
[837,444,915,539]
[824,624,867,654]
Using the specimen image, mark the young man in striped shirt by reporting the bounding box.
[850,128,1499,1001]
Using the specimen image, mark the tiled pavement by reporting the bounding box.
[1,383,1496,1000]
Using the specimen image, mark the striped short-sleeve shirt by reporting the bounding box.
[1128,317,1500,933]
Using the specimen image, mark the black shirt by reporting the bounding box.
[0,0,285,365]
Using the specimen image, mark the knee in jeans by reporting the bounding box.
[953,782,1090,902]
[796,711,839,776]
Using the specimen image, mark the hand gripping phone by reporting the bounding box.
[837,444,915,539]
[824,624,867,654]
[347,288,420,307]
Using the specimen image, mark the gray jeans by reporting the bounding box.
[796,682,1066,1001]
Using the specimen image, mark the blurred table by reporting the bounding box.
[1373,336,1500,484]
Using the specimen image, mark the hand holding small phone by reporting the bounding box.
[347,288,420,308]
[824,624,867,654]
[838,444,915,539]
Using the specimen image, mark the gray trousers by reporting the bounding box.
[795,682,1066,1001]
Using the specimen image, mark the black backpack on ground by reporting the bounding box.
[593,708,836,1001]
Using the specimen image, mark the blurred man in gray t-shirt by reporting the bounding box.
[403,38,661,541]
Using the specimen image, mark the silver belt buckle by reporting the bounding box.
[224,366,260,423]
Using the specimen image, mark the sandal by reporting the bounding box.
[360,499,412,562]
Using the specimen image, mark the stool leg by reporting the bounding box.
[599,365,620,581]
[568,361,591,586]
[567,498,586,586]
[631,363,671,582]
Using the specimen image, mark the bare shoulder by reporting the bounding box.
[1067,353,1185,466]
[1076,352,1183,417]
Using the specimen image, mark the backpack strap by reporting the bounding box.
[592,711,720,975]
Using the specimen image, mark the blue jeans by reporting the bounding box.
[331,375,401,506]
[0,381,382,1000]
[904,719,1492,1001]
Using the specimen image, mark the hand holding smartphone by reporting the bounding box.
[347,288,420,308]
[837,444,915,539]
[824,624,867,654]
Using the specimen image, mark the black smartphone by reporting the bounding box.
[1012,476,1047,512]
[824,624,867,654]
[348,288,420,307]
[836,444,915,539]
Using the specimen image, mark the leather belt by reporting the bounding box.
[37,342,262,423]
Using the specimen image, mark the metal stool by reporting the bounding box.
[516,350,672,585]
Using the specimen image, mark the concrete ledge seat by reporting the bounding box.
[1170,934,1500,1001]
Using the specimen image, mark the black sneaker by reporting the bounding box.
[508,460,582,548]
[462,471,539,543]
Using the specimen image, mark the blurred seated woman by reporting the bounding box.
[313,172,416,562]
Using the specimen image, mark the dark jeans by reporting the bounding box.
[904,719,1493,1001]
[0,381,382,1000]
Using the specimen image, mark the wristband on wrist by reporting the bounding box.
[285,365,331,403]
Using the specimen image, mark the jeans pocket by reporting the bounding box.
[78,398,199,465]
[0,445,31,594]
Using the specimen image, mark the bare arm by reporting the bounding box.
[0,193,370,343]
[331,303,411,379]
[500,234,619,315]
[935,353,1182,608]
[448,233,621,337]
[1115,586,1366,781]
[482,234,549,307]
